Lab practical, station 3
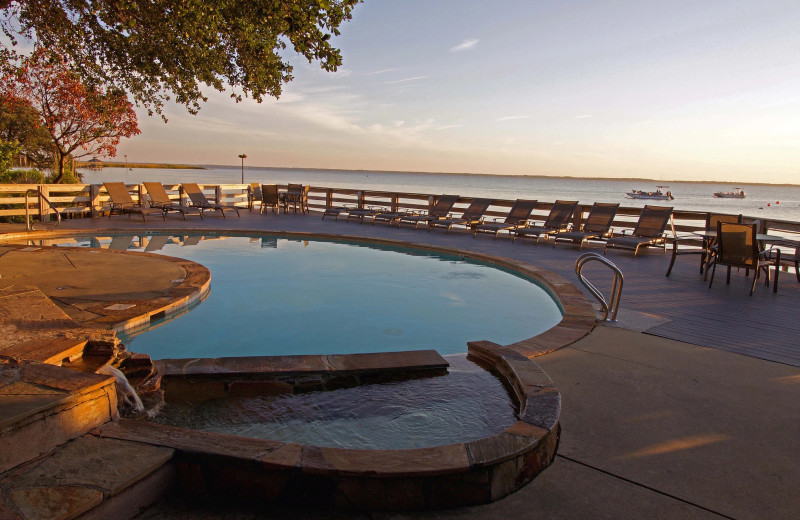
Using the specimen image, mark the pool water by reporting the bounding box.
[69,234,563,358]
[152,354,518,449]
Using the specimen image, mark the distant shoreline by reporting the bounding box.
[76,162,205,170]
[83,162,799,188]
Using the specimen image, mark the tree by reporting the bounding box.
[0,95,53,171]
[0,51,140,183]
[1,0,361,117]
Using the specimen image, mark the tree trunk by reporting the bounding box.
[52,152,66,183]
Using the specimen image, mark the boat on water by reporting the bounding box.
[713,187,746,199]
[626,185,674,200]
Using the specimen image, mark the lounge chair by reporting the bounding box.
[261,184,280,214]
[398,194,460,229]
[552,202,619,250]
[181,182,240,218]
[346,205,389,223]
[604,205,674,256]
[512,200,579,243]
[428,198,493,233]
[707,222,780,295]
[103,182,165,221]
[143,182,202,220]
[473,199,538,238]
[371,207,417,226]
[665,213,741,277]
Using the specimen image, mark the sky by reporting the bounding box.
[116,0,800,184]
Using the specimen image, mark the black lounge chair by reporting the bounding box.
[666,213,741,277]
[707,222,780,295]
[371,207,417,226]
[473,199,538,238]
[604,205,673,256]
[552,202,619,250]
[512,200,579,243]
[346,205,389,223]
[429,198,493,233]
[104,182,165,221]
[143,182,202,220]
[182,182,240,218]
[398,194,460,229]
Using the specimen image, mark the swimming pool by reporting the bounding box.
[51,234,563,358]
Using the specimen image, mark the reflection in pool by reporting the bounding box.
[53,234,563,358]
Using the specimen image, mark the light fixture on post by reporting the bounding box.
[238,154,247,184]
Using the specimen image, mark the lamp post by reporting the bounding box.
[238,154,247,184]
[124,155,128,171]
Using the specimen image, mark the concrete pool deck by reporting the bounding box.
[2,211,800,519]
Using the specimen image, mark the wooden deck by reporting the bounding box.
[10,210,800,367]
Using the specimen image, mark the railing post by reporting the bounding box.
[326,188,333,208]
[357,191,364,209]
[37,185,47,222]
[90,184,101,218]
[215,185,221,205]
[391,193,399,212]
[428,195,435,212]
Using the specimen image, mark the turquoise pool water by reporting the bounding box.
[64,234,563,358]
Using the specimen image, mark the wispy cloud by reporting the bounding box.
[366,68,397,76]
[450,39,479,52]
[382,76,428,85]
[436,124,464,131]
[497,115,530,122]
[575,114,593,119]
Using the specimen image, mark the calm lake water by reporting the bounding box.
[80,165,800,223]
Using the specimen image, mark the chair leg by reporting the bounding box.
[666,249,677,277]
[708,261,717,288]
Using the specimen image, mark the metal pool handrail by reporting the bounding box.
[575,252,623,322]
[25,188,61,231]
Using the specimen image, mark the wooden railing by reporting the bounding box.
[3,182,800,244]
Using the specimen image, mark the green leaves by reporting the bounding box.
[2,0,361,116]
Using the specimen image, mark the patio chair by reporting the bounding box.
[429,198,493,233]
[181,182,240,218]
[552,202,619,250]
[283,184,309,213]
[707,222,780,295]
[143,182,202,220]
[398,194,460,229]
[665,213,741,277]
[103,182,165,221]
[248,183,262,212]
[261,184,280,214]
[512,200,579,243]
[473,199,538,238]
[604,205,674,256]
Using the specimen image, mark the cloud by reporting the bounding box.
[450,39,479,52]
[366,68,397,75]
[382,76,428,85]
[575,114,593,119]
[497,115,530,122]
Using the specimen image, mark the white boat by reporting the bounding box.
[626,186,674,200]
[713,188,745,199]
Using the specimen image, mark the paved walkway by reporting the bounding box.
[3,211,799,519]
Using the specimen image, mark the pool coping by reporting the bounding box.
[1,228,597,510]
